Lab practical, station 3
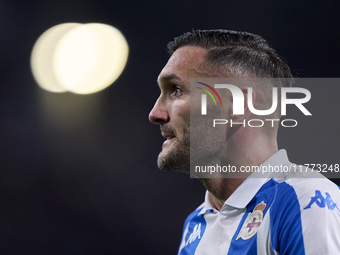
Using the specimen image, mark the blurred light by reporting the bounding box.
[31,23,80,93]
[31,23,129,94]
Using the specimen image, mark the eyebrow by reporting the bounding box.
[157,74,182,84]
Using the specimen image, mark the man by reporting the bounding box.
[149,29,340,254]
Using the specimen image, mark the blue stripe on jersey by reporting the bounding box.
[269,181,305,254]
[178,207,207,255]
[227,179,278,255]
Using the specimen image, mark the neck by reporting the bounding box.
[201,146,278,211]
[203,177,248,211]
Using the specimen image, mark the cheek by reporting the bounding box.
[170,100,190,135]
[169,95,190,117]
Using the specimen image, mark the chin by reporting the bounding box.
[157,148,190,174]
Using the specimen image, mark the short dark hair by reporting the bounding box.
[167,29,293,81]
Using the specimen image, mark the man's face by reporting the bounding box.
[149,46,209,173]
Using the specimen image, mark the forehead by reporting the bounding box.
[158,46,209,84]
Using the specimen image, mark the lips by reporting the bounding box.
[161,132,176,147]
[162,133,176,140]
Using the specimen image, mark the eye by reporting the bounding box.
[172,86,183,97]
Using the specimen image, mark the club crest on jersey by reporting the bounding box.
[236,201,266,240]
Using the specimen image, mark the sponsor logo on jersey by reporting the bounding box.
[236,201,267,240]
[304,190,340,212]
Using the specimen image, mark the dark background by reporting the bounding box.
[1,1,340,254]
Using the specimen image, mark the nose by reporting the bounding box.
[149,97,170,124]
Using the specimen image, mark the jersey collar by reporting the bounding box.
[199,149,290,214]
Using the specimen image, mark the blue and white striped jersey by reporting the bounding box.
[178,150,340,254]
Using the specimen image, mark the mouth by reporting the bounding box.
[162,133,176,146]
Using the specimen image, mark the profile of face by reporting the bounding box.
[149,46,209,173]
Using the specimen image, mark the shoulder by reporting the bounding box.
[275,175,340,211]
[270,175,340,254]
[184,203,205,223]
